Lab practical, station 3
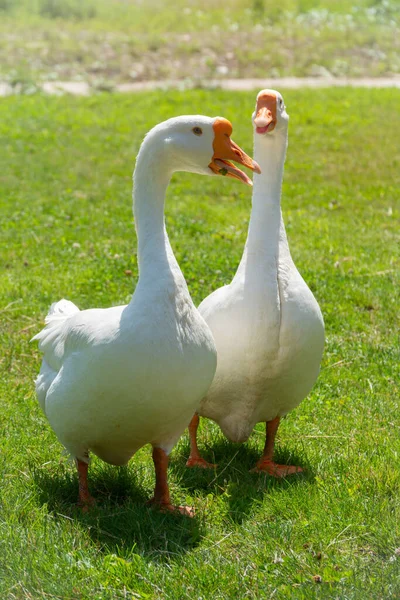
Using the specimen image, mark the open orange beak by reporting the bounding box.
[209,118,261,186]
[254,90,277,134]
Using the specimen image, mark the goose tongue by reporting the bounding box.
[256,122,273,134]
[213,159,253,186]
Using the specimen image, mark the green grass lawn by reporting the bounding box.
[0,88,399,598]
[0,0,399,87]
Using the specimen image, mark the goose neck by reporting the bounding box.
[246,131,288,255]
[132,145,176,279]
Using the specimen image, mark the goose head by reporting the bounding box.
[140,115,260,185]
[252,90,289,136]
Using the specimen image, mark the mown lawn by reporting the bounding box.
[0,88,399,598]
[0,0,399,86]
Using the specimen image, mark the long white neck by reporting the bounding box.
[234,127,290,281]
[132,142,185,288]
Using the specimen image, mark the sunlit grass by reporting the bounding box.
[0,88,399,598]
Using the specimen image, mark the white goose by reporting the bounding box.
[33,115,259,514]
[187,91,325,476]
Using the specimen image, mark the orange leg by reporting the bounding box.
[148,447,195,517]
[186,414,216,469]
[76,458,96,509]
[251,417,303,477]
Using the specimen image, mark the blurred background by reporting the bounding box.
[0,0,399,93]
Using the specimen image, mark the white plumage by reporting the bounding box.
[187,91,325,476]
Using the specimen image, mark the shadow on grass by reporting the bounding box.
[30,436,315,557]
[31,462,203,561]
[171,437,315,524]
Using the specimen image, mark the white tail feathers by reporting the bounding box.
[45,299,80,323]
[31,299,79,342]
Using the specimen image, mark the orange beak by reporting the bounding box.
[209,117,261,186]
[254,90,277,134]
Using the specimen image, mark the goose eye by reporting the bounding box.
[279,98,283,108]
[192,127,203,136]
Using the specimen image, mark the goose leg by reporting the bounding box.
[186,414,216,469]
[149,447,195,517]
[251,417,303,477]
[76,458,96,509]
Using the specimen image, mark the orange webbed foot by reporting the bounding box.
[186,456,216,469]
[251,460,303,478]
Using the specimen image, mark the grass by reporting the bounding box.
[0,0,399,86]
[0,88,399,598]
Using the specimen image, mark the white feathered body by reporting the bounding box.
[198,239,324,443]
[35,280,216,465]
